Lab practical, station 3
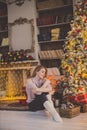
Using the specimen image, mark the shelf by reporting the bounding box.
[37,4,73,12]
[36,0,73,68]
[0,66,37,71]
[0,30,8,33]
[38,49,64,60]
[0,15,7,18]
[0,45,9,48]
[0,1,9,54]
[38,39,66,44]
[37,22,71,28]
[0,60,39,70]
[40,57,61,60]
[0,0,7,4]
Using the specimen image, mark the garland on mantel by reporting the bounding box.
[1,49,34,63]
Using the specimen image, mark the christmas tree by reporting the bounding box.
[61,1,87,96]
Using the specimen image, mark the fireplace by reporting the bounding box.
[0,60,38,108]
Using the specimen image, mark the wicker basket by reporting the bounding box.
[59,106,80,118]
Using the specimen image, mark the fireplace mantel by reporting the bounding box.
[0,60,38,102]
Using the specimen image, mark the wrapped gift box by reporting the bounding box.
[80,104,87,113]
[74,93,87,104]
[70,93,87,104]
[82,104,87,112]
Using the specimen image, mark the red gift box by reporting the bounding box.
[74,93,87,104]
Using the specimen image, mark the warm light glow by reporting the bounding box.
[0,61,38,102]
[0,96,26,101]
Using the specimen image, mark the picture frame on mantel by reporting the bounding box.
[8,17,35,52]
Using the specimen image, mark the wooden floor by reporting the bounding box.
[0,110,87,130]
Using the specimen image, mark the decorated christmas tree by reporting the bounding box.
[61,1,87,96]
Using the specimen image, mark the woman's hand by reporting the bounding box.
[49,90,55,95]
[44,79,51,85]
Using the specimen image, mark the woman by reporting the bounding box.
[26,65,63,123]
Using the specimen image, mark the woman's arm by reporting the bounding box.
[35,86,52,93]
[33,79,52,94]
[41,79,51,88]
[27,79,52,94]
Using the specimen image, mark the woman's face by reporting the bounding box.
[36,68,46,79]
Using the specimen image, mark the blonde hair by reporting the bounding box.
[32,65,47,77]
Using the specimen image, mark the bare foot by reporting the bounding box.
[44,110,51,118]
